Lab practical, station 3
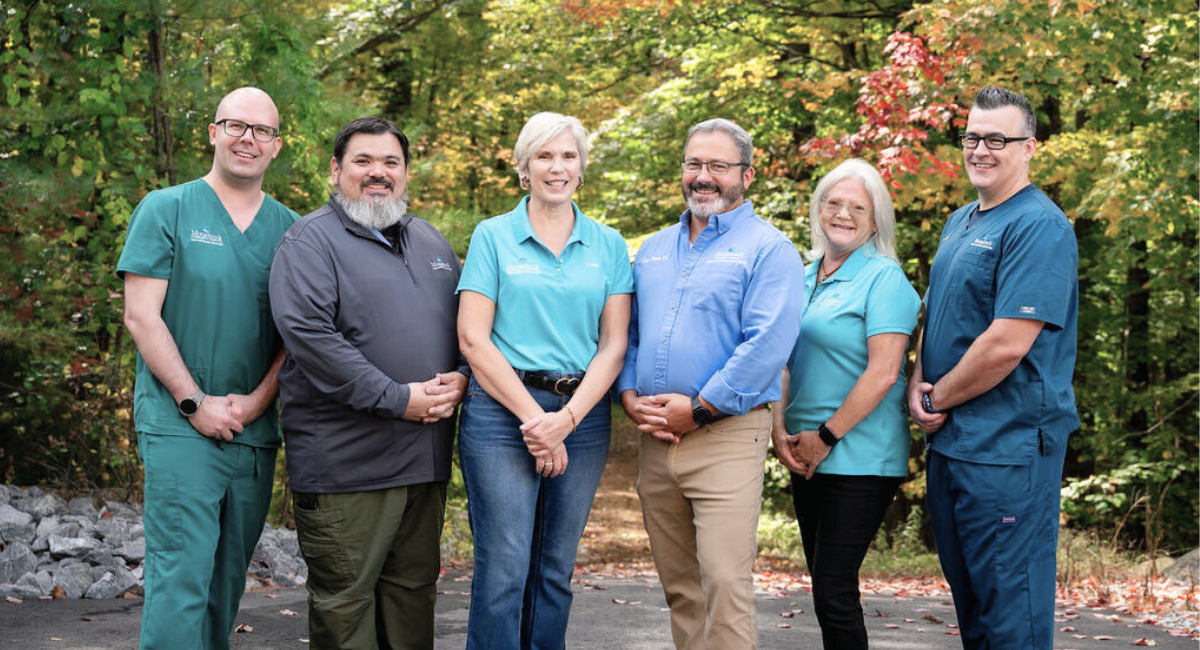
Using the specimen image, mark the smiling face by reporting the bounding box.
[331,132,409,203]
[818,178,876,260]
[525,131,582,207]
[681,130,754,220]
[964,105,1035,208]
[208,88,281,184]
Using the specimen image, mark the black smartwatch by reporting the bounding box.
[178,390,207,418]
[817,422,840,448]
[690,395,716,426]
[921,392,946,414]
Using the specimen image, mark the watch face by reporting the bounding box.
[180,398,199,417]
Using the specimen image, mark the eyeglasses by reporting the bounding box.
[820,198,871,220]
[215,119,279,143]
[681,159,749,176]
[960,134,1031,150]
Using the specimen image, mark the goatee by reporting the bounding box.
[334,188,409,231]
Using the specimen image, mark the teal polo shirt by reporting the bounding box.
[117,179,299,447]
[457,197,634,373]
[784,244,920,476]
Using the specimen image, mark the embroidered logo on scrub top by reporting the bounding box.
[970,237,993,250]
[505,257,540,275]
[816,292,843,308]
[189,226,224,247]
[1019,306,1037,315]
[708,247,747,266]
[1001,515,1017,524]
[429,255,453,272]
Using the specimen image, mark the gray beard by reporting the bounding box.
[333,189,410,231]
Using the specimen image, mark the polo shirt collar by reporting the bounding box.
[510,196,590,248]
[822,241,876,283]
[678,199,754,237]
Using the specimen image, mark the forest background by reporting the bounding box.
[1,0,1196,561]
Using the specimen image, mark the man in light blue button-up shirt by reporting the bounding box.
[617,119,804,650]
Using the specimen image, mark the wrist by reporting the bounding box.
[921,390,946,414]
[817,422,840,448]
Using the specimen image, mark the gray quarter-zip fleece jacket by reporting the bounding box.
[269,197,468,493]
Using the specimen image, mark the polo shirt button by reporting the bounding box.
[681,271,688,277]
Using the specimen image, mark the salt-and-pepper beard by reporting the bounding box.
[333,188,410,231]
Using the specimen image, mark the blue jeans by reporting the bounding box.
[459,373,611,650]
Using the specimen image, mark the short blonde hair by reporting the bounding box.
[514,112,589,182]
[808,158,898,262]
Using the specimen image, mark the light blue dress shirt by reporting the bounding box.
[457,197,634,373]
[784,243,920,476]
[616,201,805,415]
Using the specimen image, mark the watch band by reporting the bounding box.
[817,422,840,448]
[690,395,715,426]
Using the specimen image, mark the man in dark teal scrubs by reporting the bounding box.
[118,87,297,650]
[907,86,1079,650]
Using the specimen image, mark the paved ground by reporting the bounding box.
[1,570,1193,650]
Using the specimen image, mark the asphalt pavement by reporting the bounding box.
[0,570,1194,649]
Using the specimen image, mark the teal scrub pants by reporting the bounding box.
[926,442,1067,650]
[138,433,277,650]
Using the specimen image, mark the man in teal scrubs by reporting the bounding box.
[118,87,297,650]
[907,86,1078,650]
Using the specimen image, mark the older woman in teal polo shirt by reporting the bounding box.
[772,158,920,650]
[456,112,633,650]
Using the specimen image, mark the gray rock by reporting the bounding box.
[0,542,38,584]
[0,503,36,544]
[52,561,95,599]
[35,515,60,538]
[67,497,98,518]
[16,569,53,595]
[95,518,134,545]
[0,583,43,599]
[48,534,101,558]
[60,515,96,538]
[15,492,67,518]
[84,550,127,577]
[103,501,140,519]
[84,567,137,599]
[113,540,145,563]
[1165,548,1199,581]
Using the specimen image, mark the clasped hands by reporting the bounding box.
[403,372,468,424]
[620,391,699,444]
[189,393,263,442]
[771,427,829,480]
[521,407,576,479]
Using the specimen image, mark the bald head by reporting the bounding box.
[214,87,279,129]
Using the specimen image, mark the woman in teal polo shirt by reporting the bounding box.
[772,158,920,650]
[456,112,633,650]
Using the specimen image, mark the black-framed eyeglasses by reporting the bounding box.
[215,119,279,142]
[681,159,750,176]
[960,134,1031,150]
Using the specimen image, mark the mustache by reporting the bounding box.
[687,181,720,193]
[361,176,394,189]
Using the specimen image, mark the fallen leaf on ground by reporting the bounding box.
[5,596,21,604]
[81,615,103,621]
[777,623,791,628]
[51,586,67,600]
[234,623,253,633]
[922,614,944,624]
[280,609,298,616]
[1131,639,1157,646]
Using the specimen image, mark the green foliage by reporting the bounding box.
[1,0,1194,556]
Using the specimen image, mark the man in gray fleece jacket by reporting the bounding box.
[269,117,468,650]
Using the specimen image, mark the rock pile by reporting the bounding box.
[0,485,307,600]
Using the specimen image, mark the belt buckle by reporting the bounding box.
[553,377,580,395]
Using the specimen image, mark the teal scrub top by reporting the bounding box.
[784,244,920,477]
[457,197,634,373]
[921,185,1079,464]
[117,179,298,447]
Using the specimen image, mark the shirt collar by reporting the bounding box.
[816,241,876,285]
[678,199,755,237]
[510,195,589,247]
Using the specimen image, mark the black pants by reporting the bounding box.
[791,473,902,650]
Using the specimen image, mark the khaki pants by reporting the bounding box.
[637,408,771,650]
[292,482,447,650]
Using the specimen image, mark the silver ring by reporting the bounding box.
[545,461,554,467]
